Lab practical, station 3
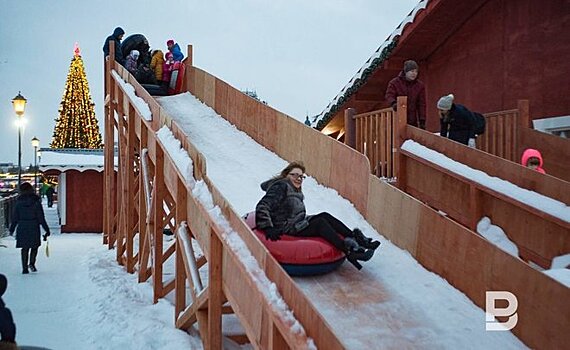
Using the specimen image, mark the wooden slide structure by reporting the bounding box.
[103,43,569,349]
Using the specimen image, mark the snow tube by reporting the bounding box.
[244,212,345,276]
[121,34,151,65]
[168,61,185,95]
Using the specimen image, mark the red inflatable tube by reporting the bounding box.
[244,212,345,275]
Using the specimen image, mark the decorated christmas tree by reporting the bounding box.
[51,43,102,149]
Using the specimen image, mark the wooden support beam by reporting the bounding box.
[126,105,137,273]
[208,228,223,350]
[395,96,408,189]
[153,146,166,303]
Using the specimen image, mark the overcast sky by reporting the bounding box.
[0,0,417,164]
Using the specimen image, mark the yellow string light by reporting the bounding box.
[51,50,102,149]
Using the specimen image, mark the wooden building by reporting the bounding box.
[313,0,570,137]
[39,148,114,233]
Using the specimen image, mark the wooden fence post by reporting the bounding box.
[517,99,530,160]
[344,108,356,149]
[395,96,408,189]
[153,146,165,303]
[208,228,223,350]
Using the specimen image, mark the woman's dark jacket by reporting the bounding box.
[255,178,306,234]
[9,192,49,249]
[102,27,125,64]
[0,277,16,343]
[440,103,476,145]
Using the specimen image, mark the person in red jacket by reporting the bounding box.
[385,60,427,129]
[521,148,546,174]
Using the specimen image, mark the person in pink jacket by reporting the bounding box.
[162,52,174,88]
[521,148,546,174]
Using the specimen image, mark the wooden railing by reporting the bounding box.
[353,108,397,179]
[478,105,521,161]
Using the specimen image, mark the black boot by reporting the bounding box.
[29,265,37,272]
[344,238,374,270]
[353,229,381,250]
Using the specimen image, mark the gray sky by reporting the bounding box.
[0,0,417,164]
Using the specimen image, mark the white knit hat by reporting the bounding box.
[437,94,454,110]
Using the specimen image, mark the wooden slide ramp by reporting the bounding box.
[156,94,526,349]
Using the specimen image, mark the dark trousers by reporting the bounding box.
[21,247,38,269]
[293,212,353,251]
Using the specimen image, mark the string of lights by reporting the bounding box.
[51,46,102,149]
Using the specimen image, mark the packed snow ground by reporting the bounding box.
[156,92,528,349]
[0,200,204,350]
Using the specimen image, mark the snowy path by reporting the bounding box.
[0,200,201,350]
[157,93,527,349]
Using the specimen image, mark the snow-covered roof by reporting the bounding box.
[39,148,114,172]
[312,0,429,129]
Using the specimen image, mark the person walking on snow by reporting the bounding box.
[521,148,546,174]
[9,182,51,274]
[385,60,427,129]
[255,162,380,270]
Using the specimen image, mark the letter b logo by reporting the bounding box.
[486,291,518,331]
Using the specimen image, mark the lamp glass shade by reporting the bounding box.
[12,92,27,116]
[31,137,40,148]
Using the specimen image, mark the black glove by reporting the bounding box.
[264,227,282,241]
[391,102,397,112]
[419,120,426,130]
[43,232,50,241]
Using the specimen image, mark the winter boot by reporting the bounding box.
[29,265,37,272]
[22,268,29,274]
[353,229,381,250]
[344,237,374,270]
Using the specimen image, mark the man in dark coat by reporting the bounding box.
[45,185,55,208]
[103,27,125,65]
[0,274,16,348]
[438,94,476,146]
[9,182,50,274]
[385,60,427,129]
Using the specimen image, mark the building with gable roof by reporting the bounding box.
[312,0,570,138]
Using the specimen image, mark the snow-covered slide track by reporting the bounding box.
[157,92,527,349]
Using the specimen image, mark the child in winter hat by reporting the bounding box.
[437,94,454,111]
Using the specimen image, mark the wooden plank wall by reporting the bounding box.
[366,177,570,350]
[401,151,570,268]
[407,127,570,205]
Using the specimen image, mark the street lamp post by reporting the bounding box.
[12,92,27,192]
[31,137,39,194]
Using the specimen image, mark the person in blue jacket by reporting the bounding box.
[9,182,51,274]
[166,39,184,62]
[103,27,126,64]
